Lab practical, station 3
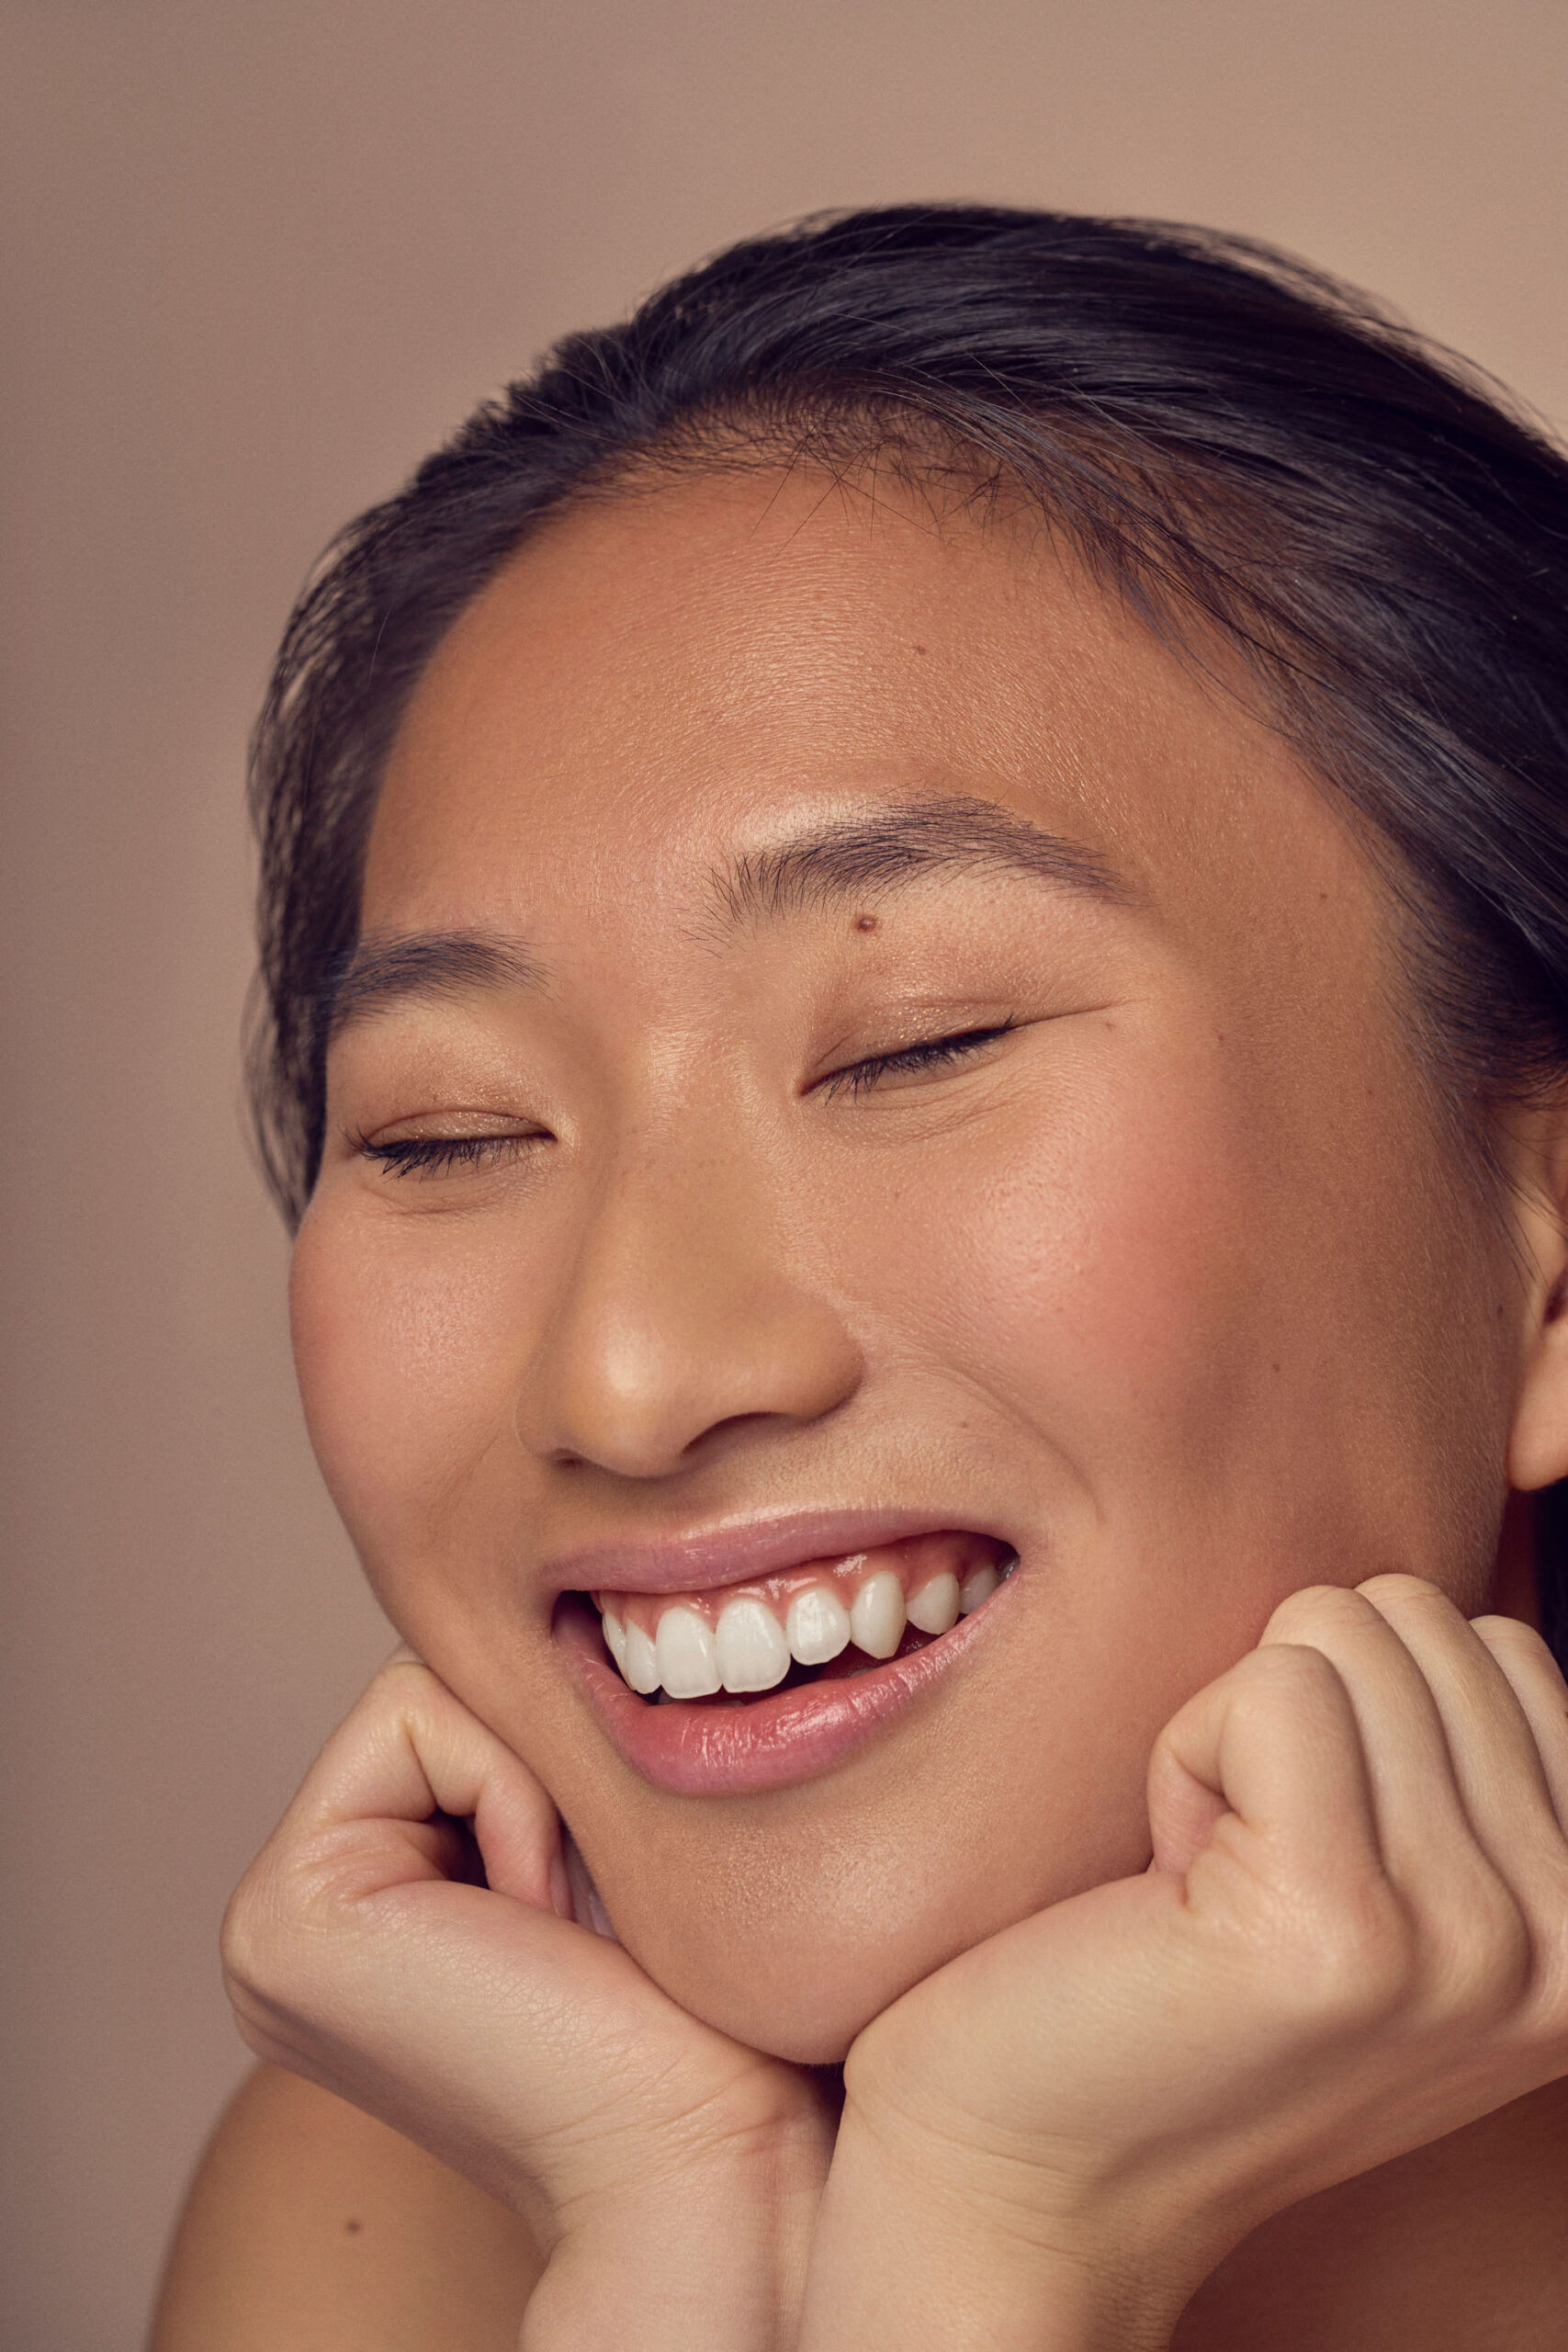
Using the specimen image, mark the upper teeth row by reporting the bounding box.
[600,1558,1009,1700]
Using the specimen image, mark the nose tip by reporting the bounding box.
[526,1277,863,1480]
[515,1141,864,1480]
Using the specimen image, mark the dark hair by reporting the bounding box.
[246,203,1568,1657]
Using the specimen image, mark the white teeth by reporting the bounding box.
[654,1604,721,1699]
[607,1547,1013,1702]
[623,1618,661,1694]
[958,1562,1000,1615]
[906,1570,961,1635]
[786,1584,852,1666]
[850,1568,907,1659]
[715,1596,792,1693]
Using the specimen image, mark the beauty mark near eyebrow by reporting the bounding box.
[323,802,1122,1035]
[714,797,1125,923]
[323,931,542,1039]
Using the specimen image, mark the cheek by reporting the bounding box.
[288,1206,523,1569]
[866,1040,1267,1479]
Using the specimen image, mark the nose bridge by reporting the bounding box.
[517,1071,861,1477]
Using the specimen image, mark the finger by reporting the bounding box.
[1257,1583,1495,1892]
[1469,1612,1568,1836]
[1150,1638,1380,1890]
[1352,1577,1567,1900]
[284,1656,563,1912]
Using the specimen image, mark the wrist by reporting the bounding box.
[523,2114,829,2352]
[522,2202,796,2352]
[797,2098,1190,2352]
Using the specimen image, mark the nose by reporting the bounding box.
[516,1136,863,1479]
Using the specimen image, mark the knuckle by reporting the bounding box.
[218,1869,273,1998]
[1529,1872,1568,2027]
[220,1853,292,2004]
[1414,1871,1535,2029]
[1354,1571,1450,1615]
[1295,1879,1421,2027]
[1358,1576,1472,1647]
[1233,1857,1418,2033]
[1232,1637,1345,1719]
[1263,1582,1368,1644]
[220,1867,327,2069]
[220,1849,324,2015]
[1472,1611,1562,1679]
[1239,1636,1336,1693]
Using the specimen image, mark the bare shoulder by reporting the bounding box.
[150,2064,544,2349]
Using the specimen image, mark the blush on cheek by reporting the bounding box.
[922,1058,1262,1468]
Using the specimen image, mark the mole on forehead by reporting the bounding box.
[327,795,1128,1037]
[711,796,1127,923]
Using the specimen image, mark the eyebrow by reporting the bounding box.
[323,797,1125,1037]
[322,931,542,1038]
[714,796,1125,924]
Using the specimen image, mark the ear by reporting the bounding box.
[1506,1108,1568,1493]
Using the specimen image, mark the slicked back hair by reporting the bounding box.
[245,205,1568,1658]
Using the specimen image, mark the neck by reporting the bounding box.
[1172,2075,1568,2350]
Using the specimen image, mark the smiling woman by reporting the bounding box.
[153,209,1568,2350]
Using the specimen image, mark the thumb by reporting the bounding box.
[276,1652,565,1913]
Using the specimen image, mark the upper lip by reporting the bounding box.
[547,1506,1017,1597]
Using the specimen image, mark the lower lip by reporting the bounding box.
[557,1577,1017,1796]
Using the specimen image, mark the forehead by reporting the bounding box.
[364,465,1362,944]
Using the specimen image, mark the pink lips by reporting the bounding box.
[550,1510,1020,1796]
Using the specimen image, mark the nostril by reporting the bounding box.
[513,1225,864,1476]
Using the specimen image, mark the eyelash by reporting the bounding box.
[817,1017,1018,1100]
[356,1132,539,1179]
[355,1022,1018,1175]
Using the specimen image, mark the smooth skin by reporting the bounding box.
[156,465,1568,2345]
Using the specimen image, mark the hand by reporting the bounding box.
[800,1577,1568,2350]
[221,1650,835,2351]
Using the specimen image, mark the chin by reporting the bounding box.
[570,1796,1116,2066]
[624,1914,946,2065]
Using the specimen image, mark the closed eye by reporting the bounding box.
[354,1131,545,1179]
[816,1018,1018,1102]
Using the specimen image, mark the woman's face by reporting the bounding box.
[292,467,1529,2062]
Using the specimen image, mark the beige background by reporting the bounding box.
[3,2,1565,2342]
